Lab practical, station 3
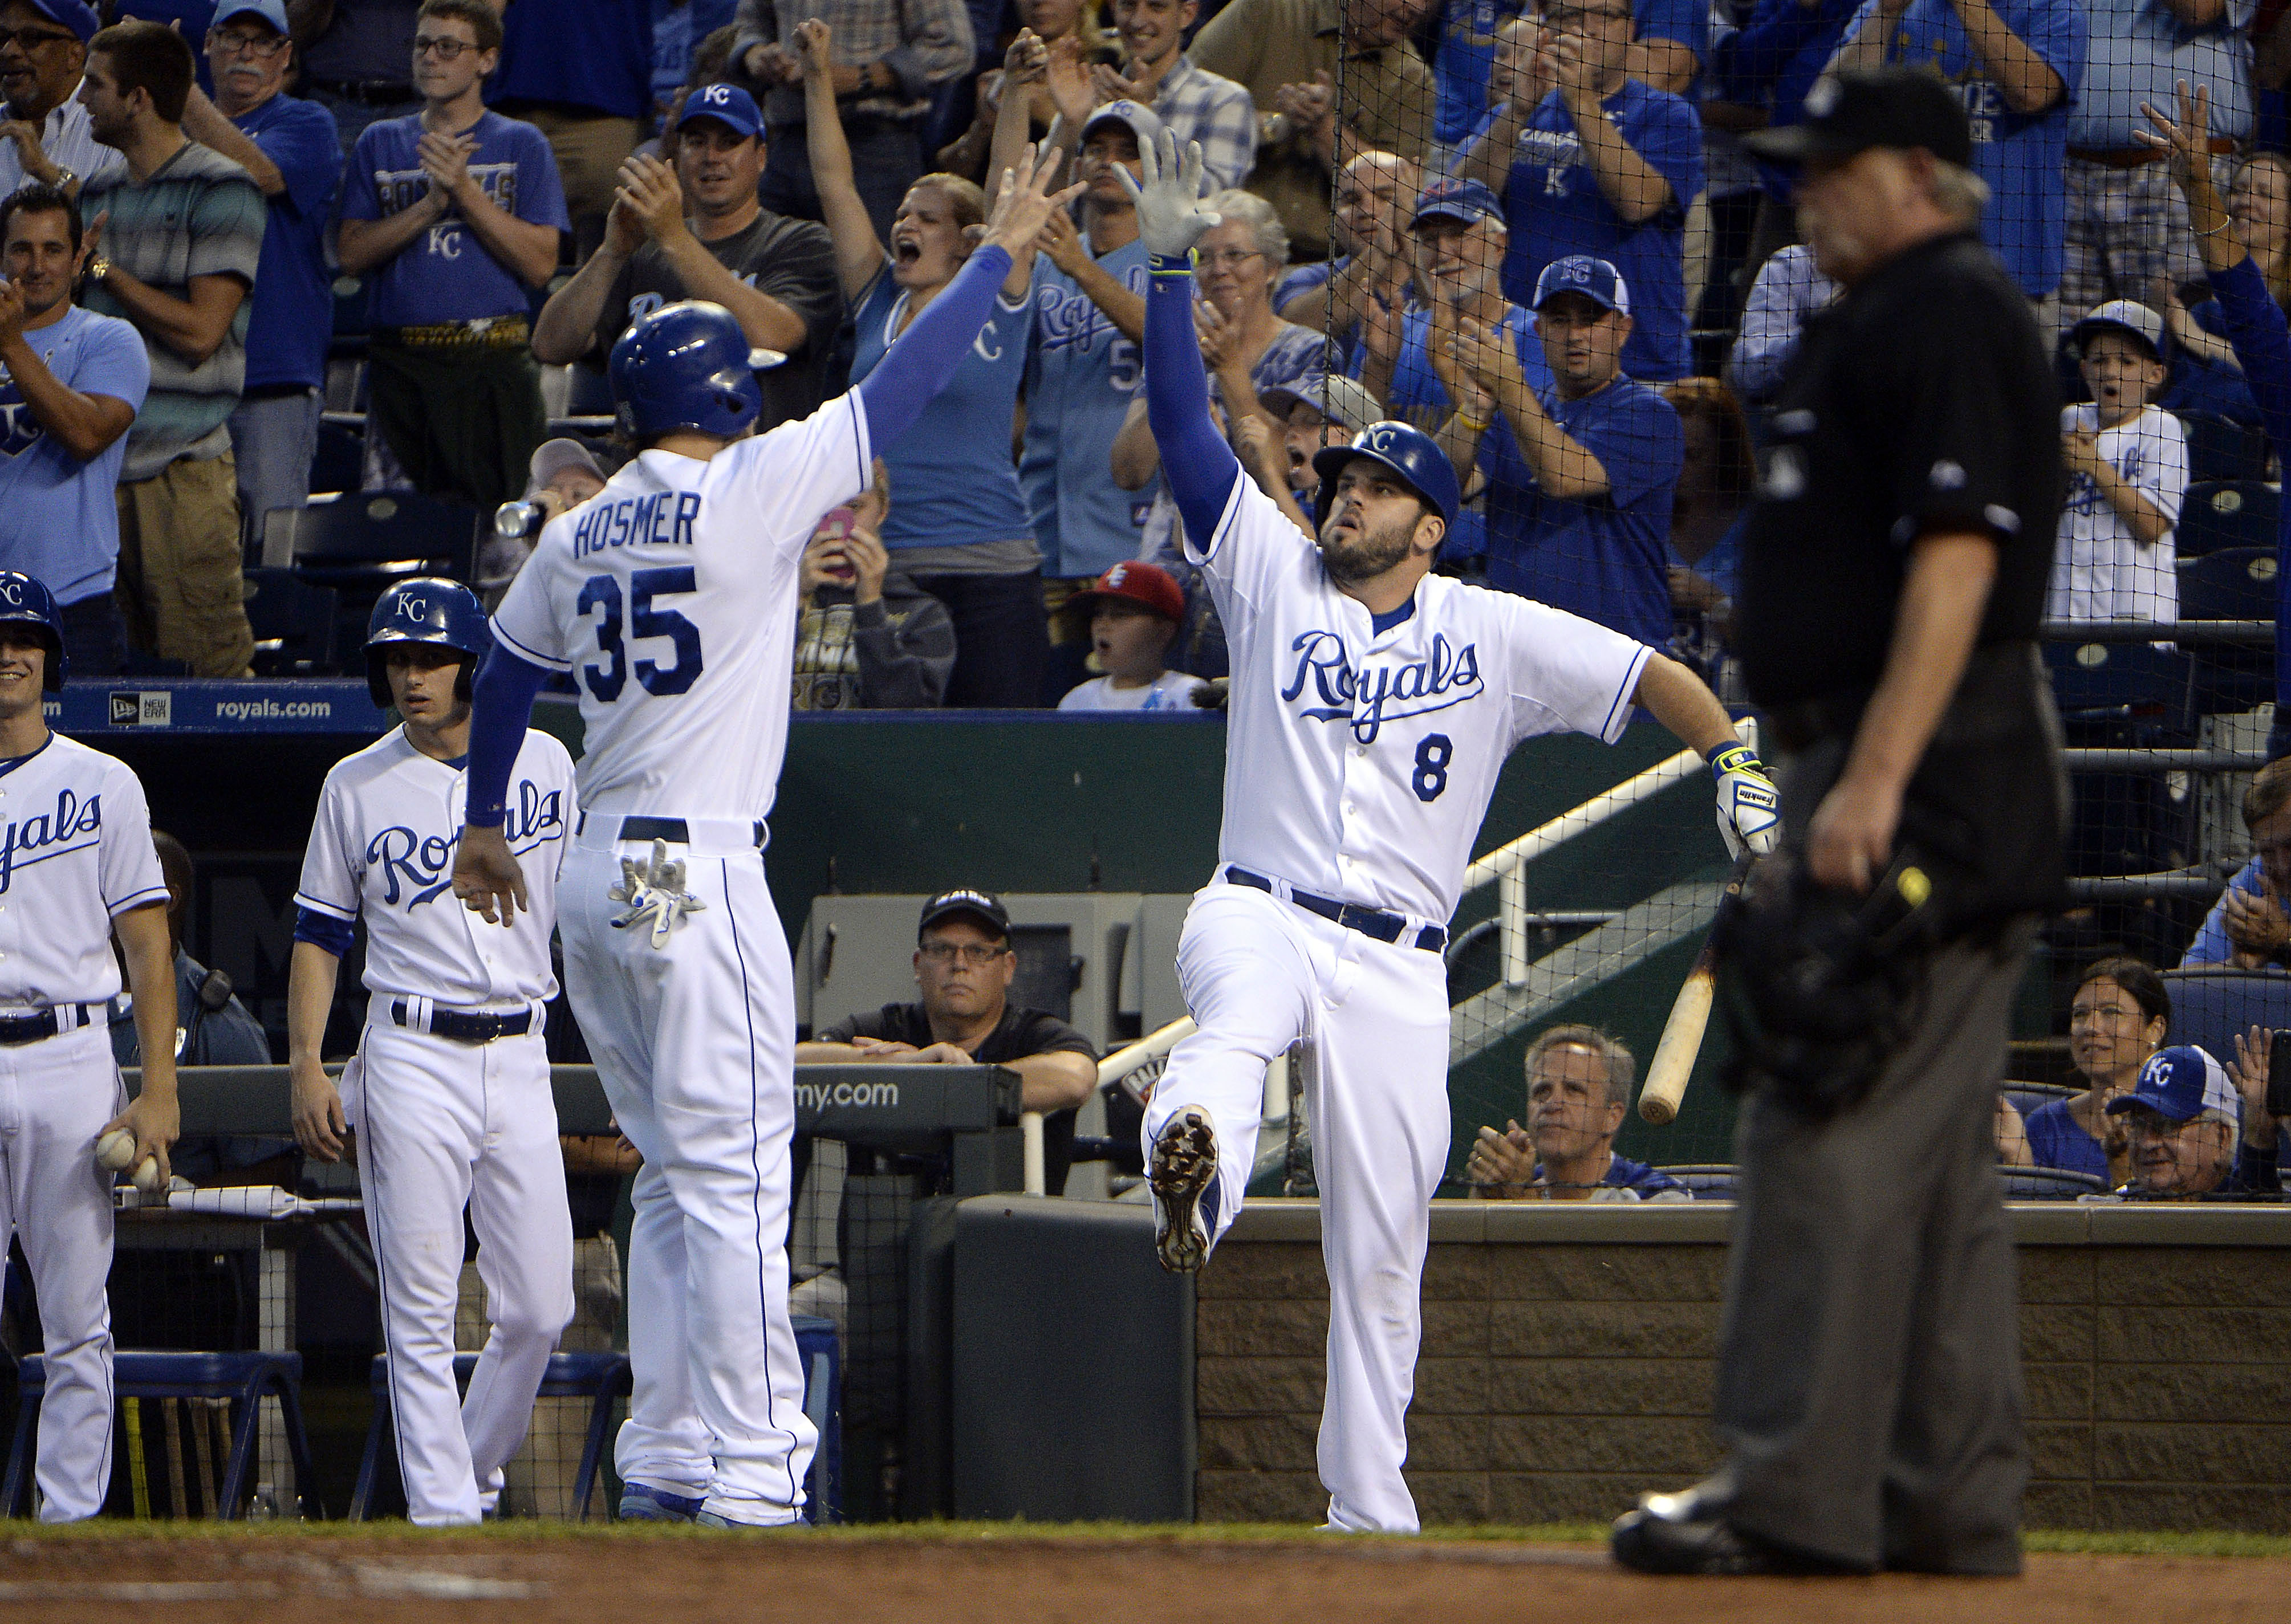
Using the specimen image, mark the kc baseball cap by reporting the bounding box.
[23,0,98,40]
[212,0,291,34]
[1411,177,1505,233]
[1533,254,1631,315]
[1082,98,1167,150]
[526,437,606,497]
[1261,374,1387,434]
[679,83,763,141]
[2106,1045,2240,1125]
[1065,559,1187,624]
[2071,298,2166,361]
[919,888,1011,941]
[1742,66,1973,169]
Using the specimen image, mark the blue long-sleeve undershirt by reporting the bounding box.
[855,245,1015,453]
[2205,254,2291,758]
[464,640,552,828]
[1144,263,1242,555]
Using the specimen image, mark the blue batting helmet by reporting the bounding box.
[364,578,489,709]
[609,300,774,441]
[0,572,66,692]
[1310,421,1463,531]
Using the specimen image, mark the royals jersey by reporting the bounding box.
[0,735,168,1008]
[489,393,871,821]
[1191,458,1651,926]
[295,728,575,1005]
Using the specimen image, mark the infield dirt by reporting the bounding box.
[0,1531,2273,1622]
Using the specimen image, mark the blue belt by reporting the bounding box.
[576,812,767,847]
[0,1004,103,1046]
[390,1001,536,1044]
[1225,868,1447,953]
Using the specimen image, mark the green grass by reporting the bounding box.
[0,1521,2283,1558]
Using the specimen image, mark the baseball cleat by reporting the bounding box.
[1149,1108,1218,1273]
[618,1483,705,1523]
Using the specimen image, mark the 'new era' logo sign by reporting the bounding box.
[108,692,170,727]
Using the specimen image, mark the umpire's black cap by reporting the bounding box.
[1743,67,1973,169]
[919,888,1010,941]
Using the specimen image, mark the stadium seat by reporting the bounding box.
[2,1350,318,1519]
[2178,546,2278,711]
[2042,641,2190,728]
[2178,412,2271,485]
[1654,1165,1736,1197]
[2004,1082,2077,1124]
[564,365,615,418]
[330,274,369,359]
[242,567,339,677]
[1998,1167,2106,1199]
[307,416,364,499]
[279,490,480,586]
[348,1351,631,1523]
[2174,481,2280,560]
[2160,967,2291,1064]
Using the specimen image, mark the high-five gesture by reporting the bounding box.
[979,141,1084,258]
[1115,128,1221,261]
[2138,79,2236,270]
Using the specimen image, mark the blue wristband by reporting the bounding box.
[1708,742,1758,778]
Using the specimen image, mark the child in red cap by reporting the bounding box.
[1054,561,1204,711]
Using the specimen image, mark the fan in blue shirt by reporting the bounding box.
[1464,1024,1691,1200]
[1448,255,1681,647]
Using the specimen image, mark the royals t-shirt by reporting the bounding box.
[340,108,570,325]
[1479,357,1683,646]
[1860,0,2086,298]
[1023,237,1152,579]
[234,92,342,391]
[850,265,1037,553]
[0,307,151,605]
[1498,80,1704,382]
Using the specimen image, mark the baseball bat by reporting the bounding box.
[1639,855,1754,1125]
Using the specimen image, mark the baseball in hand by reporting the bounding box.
[131,1155,164,1194]
[96,1128,137,1171]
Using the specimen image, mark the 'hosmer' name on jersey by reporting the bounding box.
[295,729,576,1007]
[1193,472,1651,927]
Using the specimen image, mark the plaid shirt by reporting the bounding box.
[1134,55,1257,195]
[733,0,974,125]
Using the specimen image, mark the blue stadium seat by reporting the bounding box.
[330,274,370,357]
[307,416,364,499]
[2,1351,317,1519]
[2175,481,2280,560]
[2177,412,2271,486]
[285,491,480,587]
[2177,546,2277,711]
[2042,641,2190,727]
[1998,1167,2106,1199]
[2004,1082,2077,1124]
[1654,1165,1736,1197]
[564,365,615,417]
[2160,967,2291,1065]
[243,567,339,677]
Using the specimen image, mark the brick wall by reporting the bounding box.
[1198,1201,2291,1531]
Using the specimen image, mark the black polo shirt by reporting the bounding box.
[818,1003,1098,1195]
[1736,230,2061,708]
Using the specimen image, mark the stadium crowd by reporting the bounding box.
[1,0,2285,701]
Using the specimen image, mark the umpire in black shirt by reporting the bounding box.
[1612,68,2069,1578]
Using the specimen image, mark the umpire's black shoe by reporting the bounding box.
[1612,1489,1863,1577]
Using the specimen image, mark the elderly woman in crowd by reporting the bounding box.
[802,17,1069,707]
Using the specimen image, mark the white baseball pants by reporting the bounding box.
[1142,880,1452,1534]
[559,823,815,1526]
[348,1017,574,1527]
[0,1024,121,1522]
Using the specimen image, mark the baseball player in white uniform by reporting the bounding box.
[288,580,576,1527]
[1120,134,1781,1533]
[0,572,178,1521]
[449,149,1082,1528]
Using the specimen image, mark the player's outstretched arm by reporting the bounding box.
[852,141,1082,450]
[104,900,180,1186]
[1116,131,1243,552]
[1634,653,1778,862]
[454,640,553,924]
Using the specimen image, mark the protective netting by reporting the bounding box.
[1317,0,2288,1196]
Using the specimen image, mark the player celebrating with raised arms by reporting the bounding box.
[0,572,178,1523]
[1119,132,1779,1535]
[449,145,1083,1530]
[289,580,576,1527]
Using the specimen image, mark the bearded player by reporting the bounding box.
[1120,132,1780,1534]
[449,146,1080,1528]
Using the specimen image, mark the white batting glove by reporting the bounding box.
[1114,127,1221,262]
[1709,743,1779,862]
[608,838,708,949]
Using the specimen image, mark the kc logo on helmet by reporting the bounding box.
[1367,425,1400,454]
[0,581,22,608]
[399,595,428,621]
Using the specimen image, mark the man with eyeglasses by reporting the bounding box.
[0,0,120,201]
[338,0,567,512]
[173,0,341,536]
[797,889,1099,1193]
[1453,0,1704,382]
[2107,1044,2282,1198]
[2183,756,2291,968]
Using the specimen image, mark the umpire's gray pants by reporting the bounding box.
[1712,907,2033,1574]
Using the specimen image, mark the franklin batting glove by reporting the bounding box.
[1709,742,1780,862]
